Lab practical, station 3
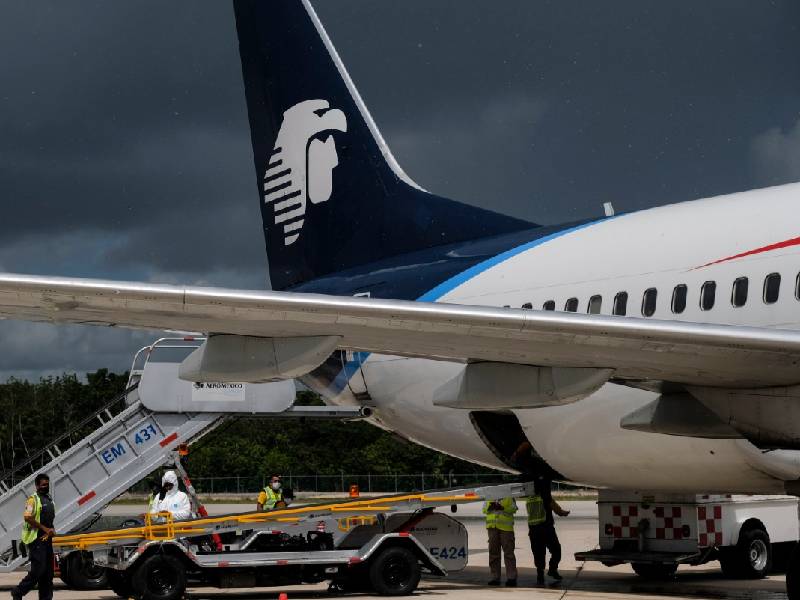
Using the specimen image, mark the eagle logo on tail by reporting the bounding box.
[263,100,348,246]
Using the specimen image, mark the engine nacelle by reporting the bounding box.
[178,334,340,383]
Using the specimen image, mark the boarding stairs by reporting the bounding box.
[0,337,362,572]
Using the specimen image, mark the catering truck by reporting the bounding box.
[576,490,799,579]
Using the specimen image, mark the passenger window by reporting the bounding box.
[700,281,716,311]
[521,302,532,309]
[764,273,781,304]
[587,295,602,314]
[796,273,800,300]
[671,284,687,314]
[612,292,628,316]
[641,288,657,317]
[543,300,555,311]
[564,298,579,312]
[731,277,748,308]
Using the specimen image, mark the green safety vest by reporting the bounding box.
[526,494,547,526]
[21,493,53,545]
[483,498,517,532]
[262,487,283,510]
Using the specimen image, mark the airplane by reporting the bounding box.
[2,0,800,507]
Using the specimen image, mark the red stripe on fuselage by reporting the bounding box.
[694,236,800,270]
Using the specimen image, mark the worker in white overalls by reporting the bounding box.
[149,471,191,522]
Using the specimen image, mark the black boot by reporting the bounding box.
[537,570,545,585]
[548,568,563,581]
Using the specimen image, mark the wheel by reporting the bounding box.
[58,553,75,587]
[60,551,109,590]
[106,569,134,599]
[719,526,771,579]
[787,543,800,600]
[631,562,678,580]
[368,546,421,596]
[130,554,186,600]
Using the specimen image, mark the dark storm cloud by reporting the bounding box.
[1,0,799,378]
[315,0,800,221]
[0,0,263,274]
[0,320,158,382]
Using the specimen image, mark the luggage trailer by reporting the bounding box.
[53,482,535,599]
[576,490,799,580]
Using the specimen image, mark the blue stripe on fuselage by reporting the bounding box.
[303,217,610,396]
[416,219,608,303]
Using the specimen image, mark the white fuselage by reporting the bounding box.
[322,183,800,494]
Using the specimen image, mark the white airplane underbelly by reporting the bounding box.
[358,355,506,469]
[356,355,789,494]
[515,383,785,494]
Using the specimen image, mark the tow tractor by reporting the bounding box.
[576,490,799,579]
[52,482,534,599]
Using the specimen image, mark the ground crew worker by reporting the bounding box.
[483,496,518,587]
[257,474,287,511]
[528,477,570,585]
[12,473,55,600]
[148,471,192,522]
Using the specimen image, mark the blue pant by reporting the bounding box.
[15,538,53,600]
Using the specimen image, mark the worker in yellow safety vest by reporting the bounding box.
[528,477,570,585]
[257,474,288,511]
[12,473,55,600]
[483,496,518,587]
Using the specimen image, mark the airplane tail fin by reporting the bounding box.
[233,0,534,290]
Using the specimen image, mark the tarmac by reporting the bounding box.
[0,501,787,599]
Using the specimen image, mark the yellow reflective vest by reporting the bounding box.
[21,494,53,545]
[262,487,284,511]
[483,497,517,532]
[526,494,547,526]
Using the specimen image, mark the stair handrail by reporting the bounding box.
[0,383,140,486]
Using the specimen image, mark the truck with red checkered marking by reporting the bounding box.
[576,490,798,580]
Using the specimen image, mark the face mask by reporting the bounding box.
[271,482,282,491]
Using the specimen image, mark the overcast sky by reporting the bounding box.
[1,1,799,380]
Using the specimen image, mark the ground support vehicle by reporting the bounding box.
[576,490,799,579]
[53,482,533,599]
[0,338,364,589]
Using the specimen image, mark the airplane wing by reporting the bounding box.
[0,273,799,388]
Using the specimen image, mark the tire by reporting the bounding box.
[787,543,800,600]
[130,554,186,600]
[631,562,678,580]
[59,553,74,587]
[368,546,421,596]
[106,569,134,599]
[60,551,109,590]
[719,526,771,579]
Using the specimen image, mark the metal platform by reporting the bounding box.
[575,548,704,565]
